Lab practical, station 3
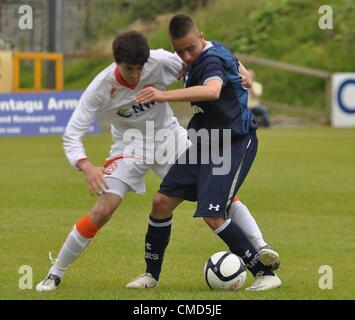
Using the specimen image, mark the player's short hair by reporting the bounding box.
[169,14,199,39]
[112,31,150,66]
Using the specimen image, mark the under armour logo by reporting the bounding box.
[145,243,151,250]
[208,204,220,211]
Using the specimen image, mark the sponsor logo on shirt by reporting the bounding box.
[109,86,117,99]
[116,101,156,118]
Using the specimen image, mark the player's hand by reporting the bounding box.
[241,75,250,89]
[238,62,253,89]
[178,63,188,80]
[136,86,166,104]
[78,160,111,196]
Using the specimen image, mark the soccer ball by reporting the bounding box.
[204,251,247,290]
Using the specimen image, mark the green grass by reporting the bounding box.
[1,126,355,299]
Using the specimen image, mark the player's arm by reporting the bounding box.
[137,57,225,104]
[136,79,222,104]
[238,62,253,89]
[63,87,110,196]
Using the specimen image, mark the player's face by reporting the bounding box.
[117,63,144,84]
[171,31,205,65]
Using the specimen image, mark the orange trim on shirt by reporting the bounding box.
[233,195,239,202]
[114,67,138,90]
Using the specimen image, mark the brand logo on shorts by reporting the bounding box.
[208,204,220,211]
[105,161,118,173]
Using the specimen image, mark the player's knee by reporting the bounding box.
[151,193,171,218]
[203,217,226,231]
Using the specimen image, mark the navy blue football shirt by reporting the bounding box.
[184,41,257,137]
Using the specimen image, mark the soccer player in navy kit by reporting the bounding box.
[127,14,281,291]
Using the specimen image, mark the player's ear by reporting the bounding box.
[200,31,204,40]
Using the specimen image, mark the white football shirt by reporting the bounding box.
[63,49,183,168]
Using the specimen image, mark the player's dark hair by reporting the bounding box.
[169,14,198,39]
[112,31,150,66]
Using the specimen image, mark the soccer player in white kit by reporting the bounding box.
[36,31,278,291]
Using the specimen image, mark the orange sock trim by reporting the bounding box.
[233,195,239,202]
[76,214,100,239]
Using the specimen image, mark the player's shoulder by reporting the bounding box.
[150,48,175,59]
[198,41,235,68]
[204,41,233,58]
[86,63,116,91]
[90,62,116,84]
[197,52,224,70]
[210,41,233,54]
[148,49,181,65]
[82,63,116,101]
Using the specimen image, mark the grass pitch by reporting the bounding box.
[1,126,354,300]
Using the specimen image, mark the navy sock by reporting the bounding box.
[216,219,274,277]
[145,215,172,281]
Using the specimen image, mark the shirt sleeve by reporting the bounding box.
[63,81,103,169]
[199,56,228,87]
[155,49,183,86]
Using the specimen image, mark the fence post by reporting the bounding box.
[325,77,332,124]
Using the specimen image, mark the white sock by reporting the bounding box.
[49,226,92,278]
[229,200,267,250]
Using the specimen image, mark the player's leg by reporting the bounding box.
[199,131,280,290]
[231,133,280,290]
[140,148,198,286]
[203,216,281,290]
[126,192,183,288]
[229,196,280,269]
[199,195,277,281]
[126,147,195,289]
[126,126,188,289]
[51,192,122,273]
[36,178,131,292]
[203,216,277,277]
[229,197,267,250]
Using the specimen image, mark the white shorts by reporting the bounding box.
[103,123,190,196]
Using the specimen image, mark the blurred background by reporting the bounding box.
[1,0,354,130]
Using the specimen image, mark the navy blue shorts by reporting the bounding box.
[159,130,258,218]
